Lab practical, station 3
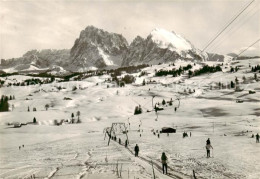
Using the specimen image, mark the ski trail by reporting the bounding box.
[46,167,59,179]
[0,165,31,177]
[110,140,189,179]
[76,152,91,179]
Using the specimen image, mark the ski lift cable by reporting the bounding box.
[202,0,255,52]
[208,5,260,52]
[203,0,255,50]
[207,0,258,51]
[208,4,259,52]
[237,39,260,57]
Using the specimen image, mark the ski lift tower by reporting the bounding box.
[107,122,129,146]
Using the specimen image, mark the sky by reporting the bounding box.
[0,0,259,59]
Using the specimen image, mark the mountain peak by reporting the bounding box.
[149,28,192,51]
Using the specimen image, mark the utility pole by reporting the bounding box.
[152,96,155,109]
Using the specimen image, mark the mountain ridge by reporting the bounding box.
[1,26,226,73]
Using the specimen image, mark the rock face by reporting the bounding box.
[0,49,70,72]
[70,26,128,71]
[1,26,225,73]
[122,28,207,66]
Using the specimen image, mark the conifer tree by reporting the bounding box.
[162,99,166,105]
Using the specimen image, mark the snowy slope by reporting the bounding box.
[150,28,193,52]
[0,44,260,179]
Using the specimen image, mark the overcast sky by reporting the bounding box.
[0,0,259,59]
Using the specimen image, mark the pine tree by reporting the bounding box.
[45,104,49,111]
[231,81,235,88]
[142,79,146,86]
[242,76,246,83]
[162,99,166,105]
[235,77,239,84]
[76,111,80,120]
[0,95,9,112]
[188,70,193,78]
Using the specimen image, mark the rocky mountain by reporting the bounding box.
[122,28,207,66]
[0,49,70,73]
[70,26,128,71]
[206,53,225,62]
[1,26,226,73]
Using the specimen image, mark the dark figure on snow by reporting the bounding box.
[183,132,188,138]
[134,144,139,157]
[206,143,213,158]
[251,134,254,138]
[119,138,121,144]
[190,132,192,137]
[206,138,211,145]
[19,146,21,150]
[158,134,160,138]
[125,140,128,148]
[175,107,177,112]
[161,152,168,174]
[256,133,259,143]
[22,145,24,148]
[140,134,141,137]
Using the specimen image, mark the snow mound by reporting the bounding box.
[150,28,192,51]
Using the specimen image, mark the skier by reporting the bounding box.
[119,138,121,144]
[125,140,128,148]
[206,138,211,145]
[158,133,160,138]
[256,133,259,143]
[134,144,139,157]
[206,143,213,158]
[190,132,192,137]
[161,152,168,174]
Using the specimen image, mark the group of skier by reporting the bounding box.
[132,138,214,175]
[113,128,258,176]
[251,133,259,143]
[18,145,24,150]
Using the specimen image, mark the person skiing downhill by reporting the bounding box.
[134,144,139,157]
[161,152,168,174]
[206,143,213,158]
[256,133,259,143]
